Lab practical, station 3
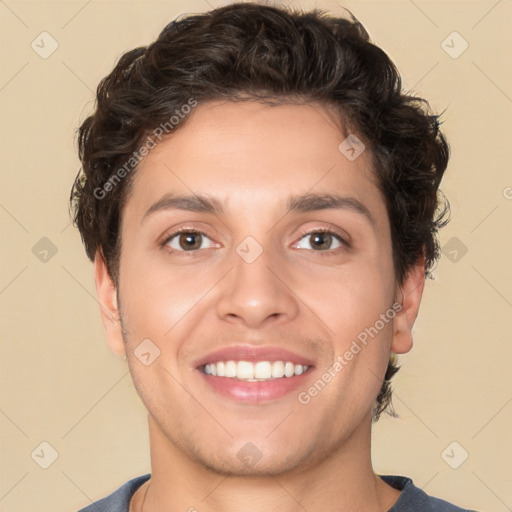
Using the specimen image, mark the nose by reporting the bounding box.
[215,240,300,329]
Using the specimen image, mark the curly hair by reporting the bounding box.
[69,1,450,421]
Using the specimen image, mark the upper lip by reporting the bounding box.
[194,345,315,368]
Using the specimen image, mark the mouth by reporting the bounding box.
[194,345,315,404]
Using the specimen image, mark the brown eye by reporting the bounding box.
[163,230,214,252]
[309,233,333,250]
[178,232,203,250]
[295,230,347,252]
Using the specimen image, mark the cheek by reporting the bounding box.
[119,247,212,338]
[126,356,177,424]
[299,259,396,403]
[302,262,395,341]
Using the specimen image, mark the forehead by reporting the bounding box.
[123,99,386,223]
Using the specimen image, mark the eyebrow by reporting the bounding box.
[141,192,375,226]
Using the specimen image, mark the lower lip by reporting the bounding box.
[197,369,313,404]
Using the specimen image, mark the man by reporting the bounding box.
[70,2,475,511]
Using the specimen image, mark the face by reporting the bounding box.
[96,100,424,476]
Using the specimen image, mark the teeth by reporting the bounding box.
[225,360,237,378]
[271,361,285,378]
[254,361,272,379]
[202,360,309,381]
[237,361,254,379]
[284,362,295,378]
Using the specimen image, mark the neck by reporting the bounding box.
[137,413,400,512]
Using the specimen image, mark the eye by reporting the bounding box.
[294,229,347,252]
[160,228,349,254]
[162,230,216,252]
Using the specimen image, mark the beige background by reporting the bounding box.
[0,0,511,511]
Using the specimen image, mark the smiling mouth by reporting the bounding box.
[200,360,311,382]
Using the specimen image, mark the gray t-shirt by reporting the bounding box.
[77,474,476,511]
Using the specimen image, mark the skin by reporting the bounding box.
[95,100,425,512]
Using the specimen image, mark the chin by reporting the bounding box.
[190,439,318,478]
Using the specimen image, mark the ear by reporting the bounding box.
[391,254,426,355]
[94,250,126,357]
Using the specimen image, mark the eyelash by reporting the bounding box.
[160,227,350,255]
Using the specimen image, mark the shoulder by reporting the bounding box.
[77,474,151,512]
[380,475,478,512]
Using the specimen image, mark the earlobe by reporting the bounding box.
[391,256,426,355]
[94,251,126,357]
